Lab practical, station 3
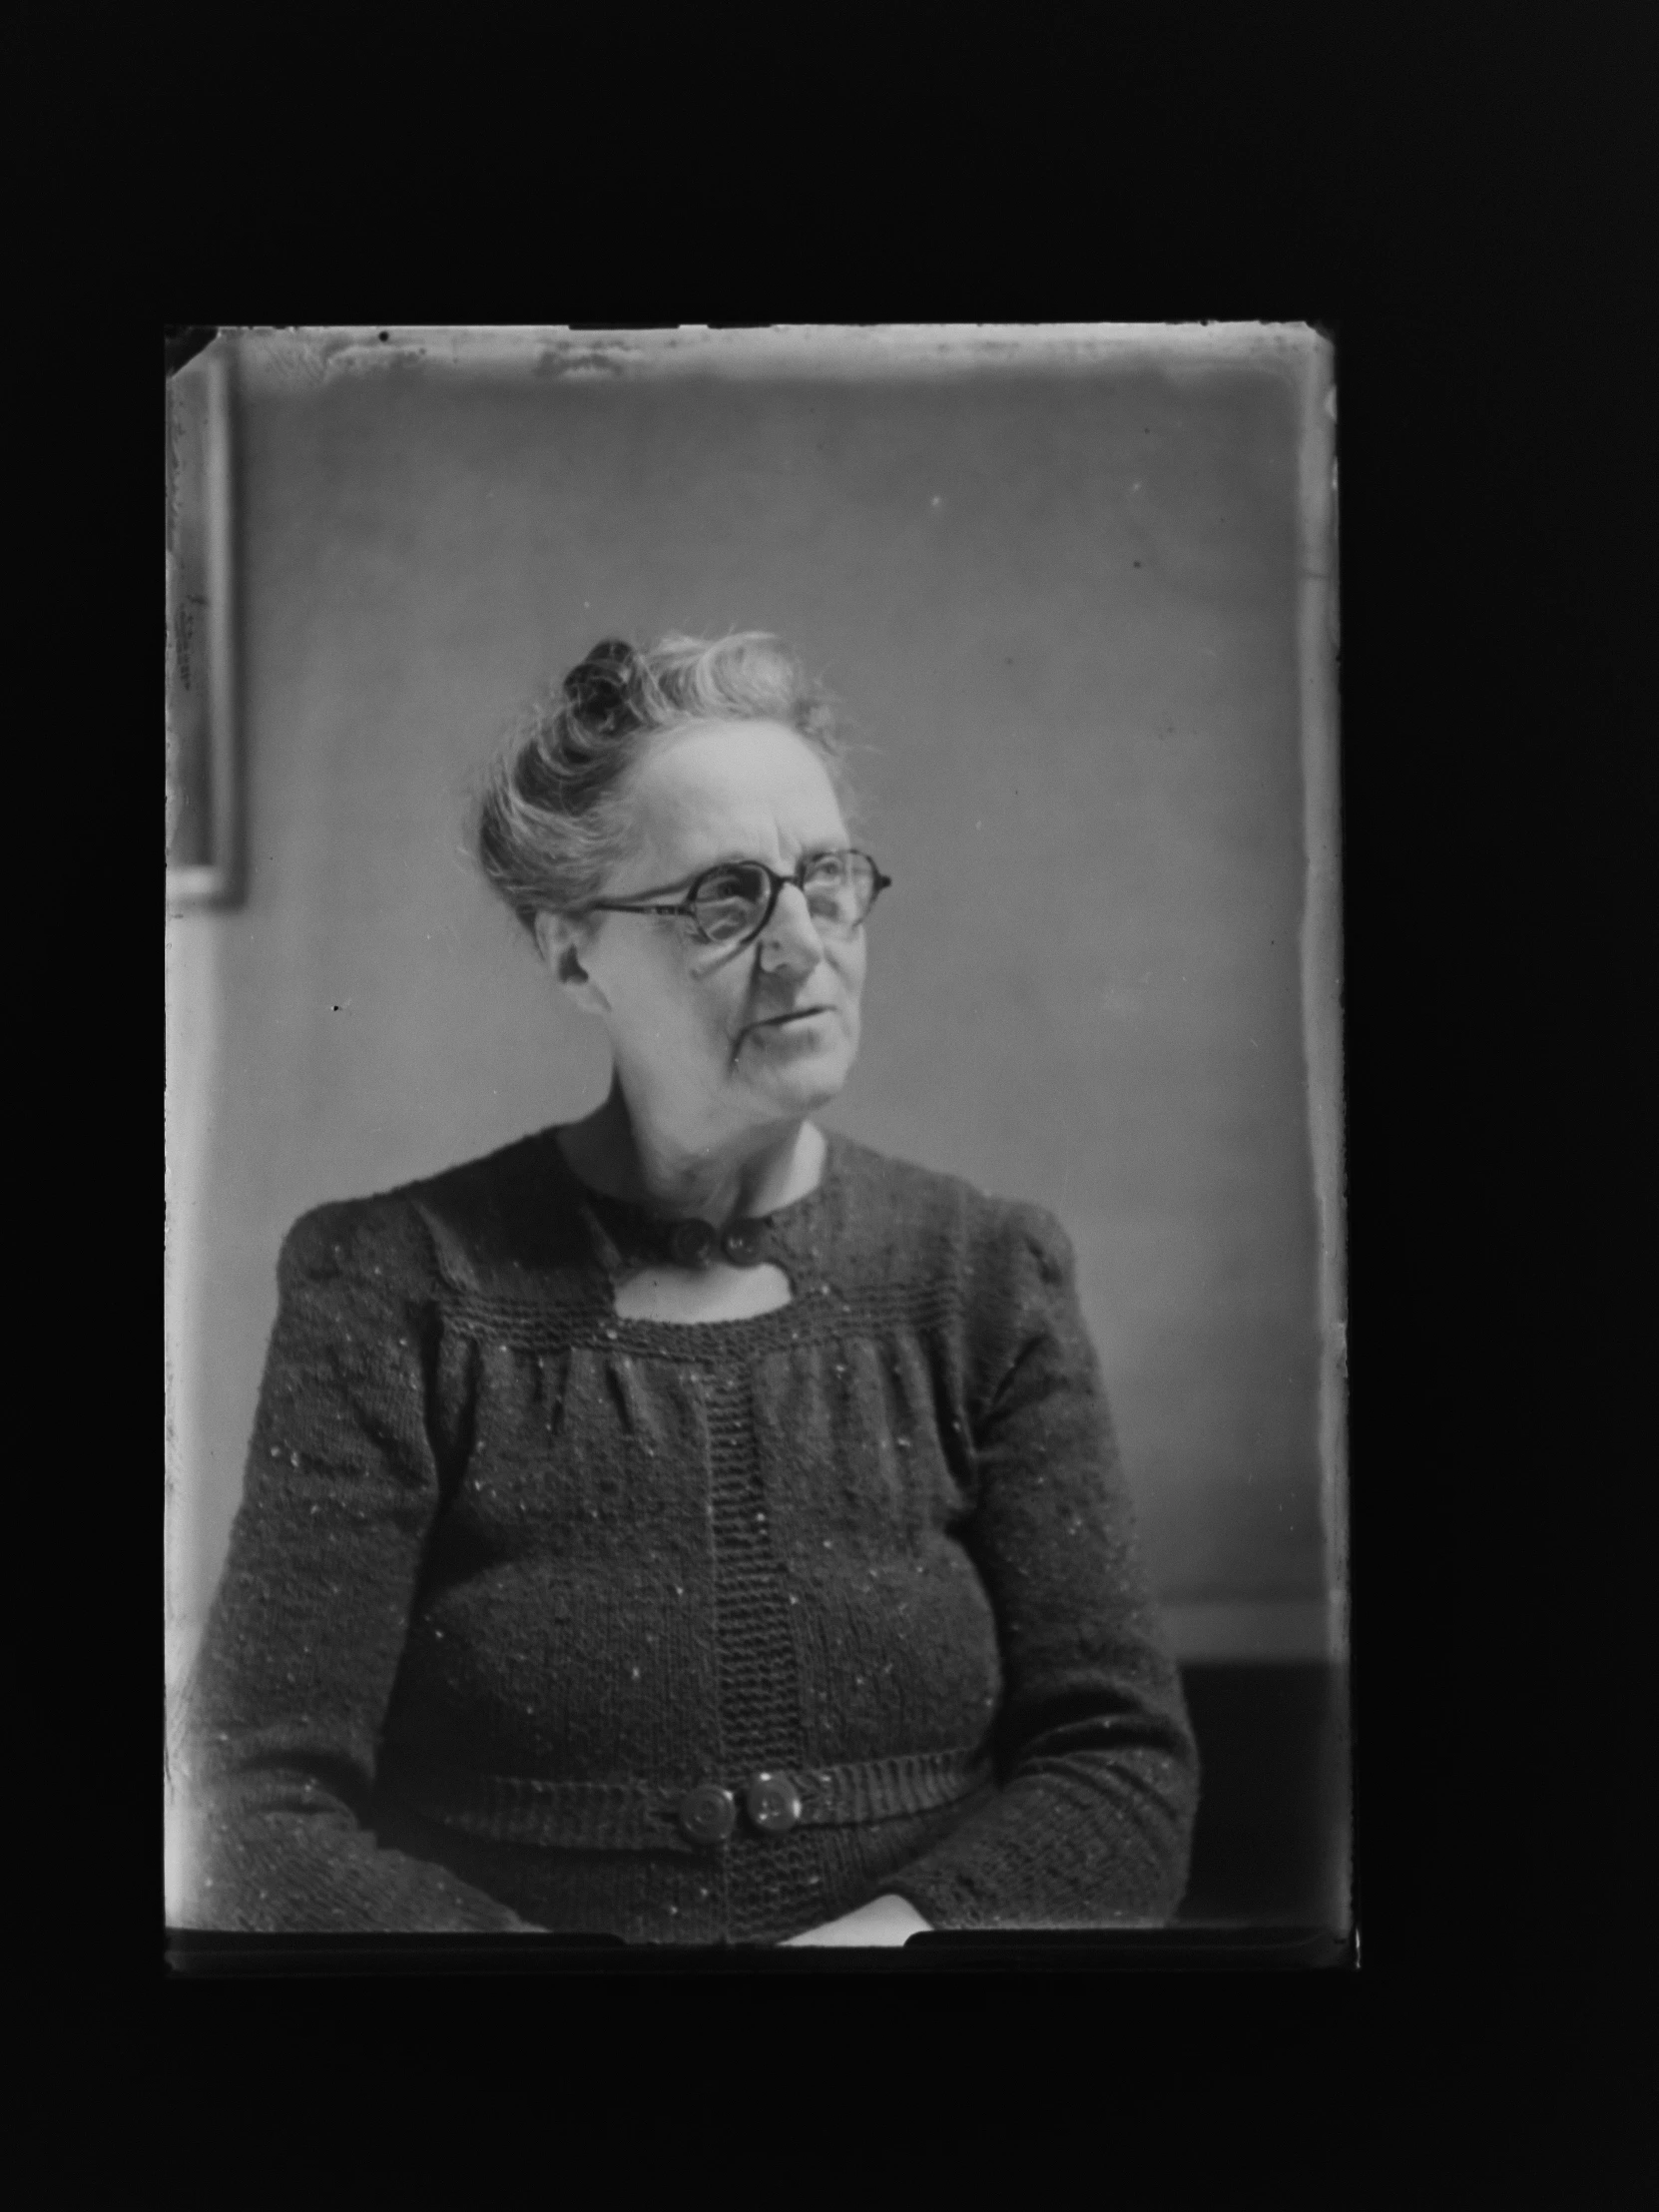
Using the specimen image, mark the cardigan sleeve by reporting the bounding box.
[881,1205,1200,1931]
[177,1199,534,1934]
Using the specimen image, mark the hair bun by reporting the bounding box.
[563,638,639,737]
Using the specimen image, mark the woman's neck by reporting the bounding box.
[558,1077,826,1227]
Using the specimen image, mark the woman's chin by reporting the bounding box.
[744,1039,854,1117]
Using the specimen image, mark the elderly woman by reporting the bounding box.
[184,632,1198,1943]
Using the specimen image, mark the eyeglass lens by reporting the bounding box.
[693,854,878,943]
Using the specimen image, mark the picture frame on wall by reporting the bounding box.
[167,337,242,907]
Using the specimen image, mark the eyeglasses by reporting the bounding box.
[588,849,891,949]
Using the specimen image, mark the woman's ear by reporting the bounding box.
[533,911,611,1015]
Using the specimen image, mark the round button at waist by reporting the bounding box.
[746,1773,804,1836]
[721,1221,766,1266]
[679,1783,737,1846]
[668,1219,717,1269]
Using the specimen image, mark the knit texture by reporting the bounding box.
[181,1129,1198,1939]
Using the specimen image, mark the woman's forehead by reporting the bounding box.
[625,720,846,866]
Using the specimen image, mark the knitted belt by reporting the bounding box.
[377,1742,989,1854]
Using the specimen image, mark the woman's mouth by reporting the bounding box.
[743,1005,831,1041]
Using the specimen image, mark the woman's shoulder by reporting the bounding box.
[278,1128,580,1285]
[827,1134,1073,1279]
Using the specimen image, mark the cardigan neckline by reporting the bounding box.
[503,1125,853,1353]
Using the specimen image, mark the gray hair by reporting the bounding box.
[475,631,851,934]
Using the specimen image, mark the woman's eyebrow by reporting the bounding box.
[625,843,845,895]
[694,847,834,874]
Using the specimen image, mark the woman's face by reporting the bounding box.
[552,719,867,1141]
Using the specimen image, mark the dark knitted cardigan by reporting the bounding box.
[184,1128,1198,1940]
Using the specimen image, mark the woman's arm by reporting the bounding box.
[876,1208,1200,1932]
[178,1200,535,1934]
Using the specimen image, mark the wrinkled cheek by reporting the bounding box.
[642,944,745,1062]
[684,940,742,986]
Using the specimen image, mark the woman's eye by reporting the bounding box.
[697,867,761,903]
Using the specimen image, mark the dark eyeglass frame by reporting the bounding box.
[587,849,892,949]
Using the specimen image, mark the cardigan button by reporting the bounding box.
[679,1784,737,1846]
[746,1773,803,1836]
[722,1220,766,1266]
[668,1219,717,1269]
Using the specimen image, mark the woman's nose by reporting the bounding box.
[756,883,826,973]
